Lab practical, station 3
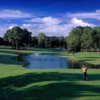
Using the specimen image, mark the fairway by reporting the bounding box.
[0,48,100,100]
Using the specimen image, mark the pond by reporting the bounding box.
[20,54,99,69]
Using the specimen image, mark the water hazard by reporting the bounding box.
[20,53,99,69]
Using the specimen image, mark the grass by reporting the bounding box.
[74,52,100,65]
[0,47,100,100]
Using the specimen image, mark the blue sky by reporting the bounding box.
[0,0,100,36]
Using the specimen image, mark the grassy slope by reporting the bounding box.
[74,52,100,65]
[0,48,100,100]
[62,52,100,65]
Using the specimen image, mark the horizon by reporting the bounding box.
[0,0,100,37]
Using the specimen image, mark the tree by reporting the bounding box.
[37,33,46,48]
[0,37,3,45]
[81,26,93,51]
[58,36,66,48]
[47,36,57,48]
[22,29,32,48]
[31,36,38,47]
[93,27,100,51]
[67,26,83,52]
[3,29,15,47]
[3,26,32,50]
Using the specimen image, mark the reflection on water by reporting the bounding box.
[22,54,100,69]
[23,54,70,69]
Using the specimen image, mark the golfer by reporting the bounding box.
[82,64,88,80]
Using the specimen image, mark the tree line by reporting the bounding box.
[0,26,100,52]
[67,26,100,52]
[0,26,66,49]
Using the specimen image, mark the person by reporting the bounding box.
[82,64,88,80]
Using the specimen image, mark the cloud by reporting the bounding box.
[22,17,94,36]
[0,25,13,37]
[27,16,61,25]
[71,17,95,27]
[0,14,95,37]
[0,24,18,37]
[9,24,18,29]
[0,25,8,37]
[67,10,100,20]
[23,16,67,36]
[0,9,31,19]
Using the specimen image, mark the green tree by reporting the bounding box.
[93,27,100,51]
[0,37,3,45]
[58,36,66,48]
[4,26,32,50]
[22,29,32,48]
[37,33,47,48]
[31,36,38,47]
[81,26,93,51]
[67,26,83,52]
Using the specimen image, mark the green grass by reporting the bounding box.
[73,52,100,65]
[0,47,100,100]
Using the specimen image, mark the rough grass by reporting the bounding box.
[0,47,100,100]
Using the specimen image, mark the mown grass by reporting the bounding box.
[0,47,100,100]
[74,52,100,65]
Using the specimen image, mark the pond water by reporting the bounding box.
[21,54,99,69]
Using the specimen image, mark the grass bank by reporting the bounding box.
[74,52,100,65]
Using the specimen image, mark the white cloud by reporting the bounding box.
[42,17,61,25]
[67,10,100,20]
[28,16,61,25]
[22,17,95,36]
[0,9,31,19]
[0,8,98,37]
[9,24,18,29]
[71,17,95,27]
[0,16,95,37]
[0,25,8,37]
[0,24,18,37]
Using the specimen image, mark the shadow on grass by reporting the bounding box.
[0,53,22,66]
[0,48,24,66]
[0,72,100,100]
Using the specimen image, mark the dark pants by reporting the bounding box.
[83,72,87,80]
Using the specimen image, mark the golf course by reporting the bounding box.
[0,0,100,100]
[0,47,100,100]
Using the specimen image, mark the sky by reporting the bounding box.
[0,0,100,37]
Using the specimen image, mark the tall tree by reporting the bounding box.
[37,33,46,48]
[81,26,93,51]
[0,37,3,45]
[31,36,38,47]
[67,26,83,52]
[93,27,100,51]
[22,29,32,48]
[4,26,32,50]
